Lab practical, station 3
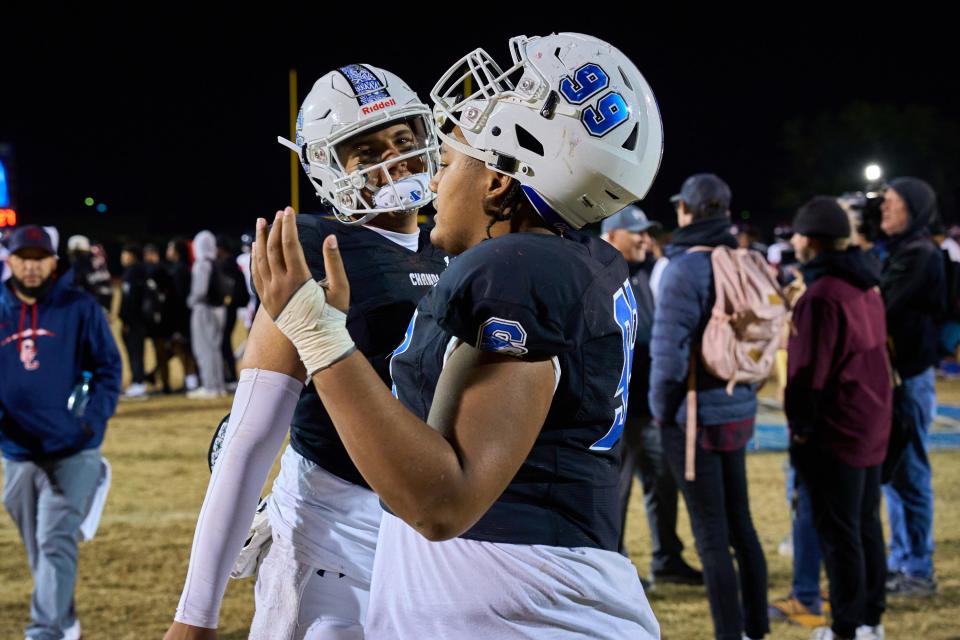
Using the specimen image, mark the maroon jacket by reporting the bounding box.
[785,248,892,467]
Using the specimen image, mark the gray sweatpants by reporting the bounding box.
[191,304,226,393]
[2,449,102,640]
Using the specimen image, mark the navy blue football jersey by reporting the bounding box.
[290,215,448,488]
[389,231,638,551]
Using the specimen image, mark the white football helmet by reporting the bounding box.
[279,64,440,225]
[431,33,663,232]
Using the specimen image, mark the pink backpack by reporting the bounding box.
[683,246,789,480]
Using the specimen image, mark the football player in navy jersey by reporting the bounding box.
[252,34,664,639]
[164,65,445,640]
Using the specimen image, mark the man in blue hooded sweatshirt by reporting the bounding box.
[0,224,121,640]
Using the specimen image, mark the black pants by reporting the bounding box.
[221,307,237,384]
[617,415,685,572]
[662,424,769,640]
[123,324,147,384]
[793,445,886,638]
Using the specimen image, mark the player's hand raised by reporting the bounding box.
[317,231,349,313]
[251,207,314,319]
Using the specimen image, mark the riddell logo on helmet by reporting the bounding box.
[361,98,396,115]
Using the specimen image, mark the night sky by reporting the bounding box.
[3,10,956,245]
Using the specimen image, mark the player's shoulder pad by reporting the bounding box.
[428,231,622,358]
[295,212,341,237]
[294,213,342,279]
[417,224,449,262]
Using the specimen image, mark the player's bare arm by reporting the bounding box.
[252,209,555,540]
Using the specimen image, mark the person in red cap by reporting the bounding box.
[1,224,121,640]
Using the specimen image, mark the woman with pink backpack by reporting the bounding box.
[650,173,775,640]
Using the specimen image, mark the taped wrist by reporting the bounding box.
[273,280,356,376]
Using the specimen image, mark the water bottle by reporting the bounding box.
[67,371,93,418]
[373,173,431,210]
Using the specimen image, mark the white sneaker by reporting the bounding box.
[777,534,794,557]
[185,374,200,391]
[856,625,884,640]
[811,627,856,640]
[123,382,149,400]
[63,619,81,640]
[187,387,224,400]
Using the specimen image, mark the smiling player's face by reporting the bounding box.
[335,121,425,197]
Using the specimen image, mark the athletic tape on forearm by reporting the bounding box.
[273,280,356,376]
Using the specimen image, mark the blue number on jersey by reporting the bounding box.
[558,63,630,138]
[477,318,529,356]
[389,310,419,399]
[590,280,638,451]
[558,63,610,105]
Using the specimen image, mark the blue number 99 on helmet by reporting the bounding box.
[430,33,663,232]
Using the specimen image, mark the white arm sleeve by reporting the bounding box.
[174,368,303,628]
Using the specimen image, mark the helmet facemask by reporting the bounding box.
[279,77,440,225]
[326,113,437,222]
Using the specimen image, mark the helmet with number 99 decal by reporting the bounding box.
[431,33,663,233]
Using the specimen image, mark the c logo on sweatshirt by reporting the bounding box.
[1,329,55,372]
[20,338,39,371]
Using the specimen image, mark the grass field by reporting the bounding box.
[1,327,958,638]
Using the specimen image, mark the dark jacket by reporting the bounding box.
[627,260,655,419]
[649,216,758,427]
[881,184,946,378]
[144,260,176,337]
[167,259,193,337]
[65,252,113,310]
[119,262,148,327]
[0,276,121,461]
[216,254,250,311]
[786,248,892,467]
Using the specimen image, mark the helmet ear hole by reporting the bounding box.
[514,125,544,157]
[621,123,639,152]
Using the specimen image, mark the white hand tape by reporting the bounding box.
[273,280,356,375]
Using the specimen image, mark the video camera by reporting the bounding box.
[838,190,884,242]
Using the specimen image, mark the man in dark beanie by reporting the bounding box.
[786,197,891,640]
[879,177,944,596]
